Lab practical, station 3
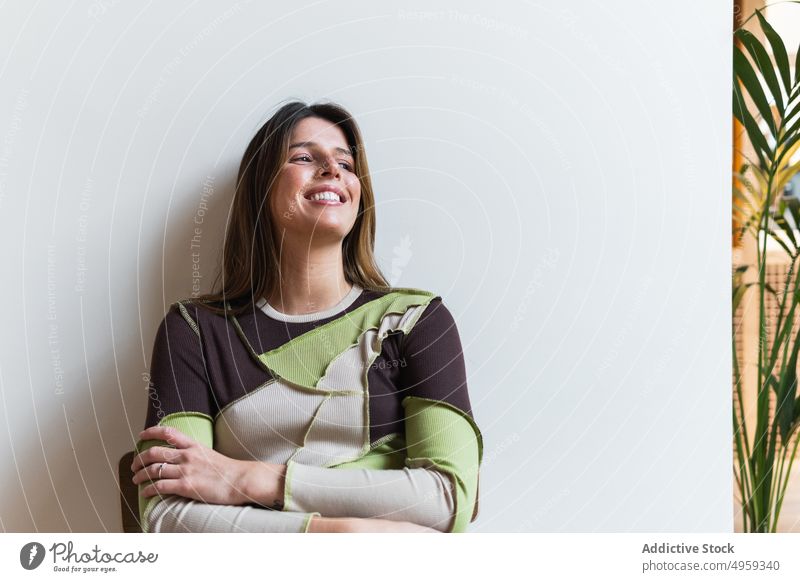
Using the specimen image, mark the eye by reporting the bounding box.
[339,161,354,171]
[292,154,312,162]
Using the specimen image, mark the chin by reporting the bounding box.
[305,213,353,230]
[304,223,352,243]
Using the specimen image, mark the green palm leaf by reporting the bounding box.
[734,44,778,140]
[737,28,784,116]
[755,10,792,94]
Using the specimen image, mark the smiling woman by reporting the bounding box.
[133,100,483,533]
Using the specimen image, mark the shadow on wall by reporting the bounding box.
[122,171,236,522]
[0,172,235,532]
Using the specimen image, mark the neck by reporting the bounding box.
[267,235,353,315]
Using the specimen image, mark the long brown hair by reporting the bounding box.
[194,100,389,315]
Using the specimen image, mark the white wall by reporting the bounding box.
[0,0,730,532]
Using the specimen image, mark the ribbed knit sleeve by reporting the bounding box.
[399,298,482,532]
[144,304,214,426]
[398,298,474,416]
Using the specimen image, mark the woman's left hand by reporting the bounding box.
[132,426,284,507]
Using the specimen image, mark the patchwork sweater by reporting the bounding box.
[135,284,483,533]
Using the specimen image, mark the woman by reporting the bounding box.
[132,101,483,533]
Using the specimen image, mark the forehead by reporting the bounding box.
[290,117,349,148]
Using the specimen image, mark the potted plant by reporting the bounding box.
[733,6,800,532]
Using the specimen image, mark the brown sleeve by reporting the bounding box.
[144,303,215,428]
[398,297,474,418]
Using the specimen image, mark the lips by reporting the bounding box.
[303,184,346,203]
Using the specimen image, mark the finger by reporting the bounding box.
[131,462,177,485]
[131,447,163,473]
[142,478,214,503]
[138,425,195,448]
[131,466,149,485]
[141,477,181,498]
[132,465,156,485]
[131,446,181,472]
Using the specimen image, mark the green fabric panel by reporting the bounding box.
[258,289,436,388]
[402,397,483,533]
[282,458,298,511]
[330,434,408,470]
[133,412,213,532]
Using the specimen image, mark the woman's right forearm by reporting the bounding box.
[307,516,439,533]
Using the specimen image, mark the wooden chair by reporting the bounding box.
[118,451,142,533]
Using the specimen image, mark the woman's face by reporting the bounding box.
[269,116,361,245]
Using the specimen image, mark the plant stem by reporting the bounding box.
[773,429,800,531]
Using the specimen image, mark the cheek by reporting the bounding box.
[348,178,362,208]
[271,170,303,213]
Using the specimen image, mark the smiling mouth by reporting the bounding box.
[304,191,345,204]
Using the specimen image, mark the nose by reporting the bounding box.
[317,154,341,178]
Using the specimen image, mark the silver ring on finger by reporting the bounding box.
[157,462,167,480]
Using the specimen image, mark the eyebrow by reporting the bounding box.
[288,141,354,158]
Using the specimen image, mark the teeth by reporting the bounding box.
[308,191,342,202]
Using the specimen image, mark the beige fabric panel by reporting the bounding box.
[289,392,366,467]
[284,461,456,532]
[146,495,317,533]
[214,380,328,463]
[315,334,372,391]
